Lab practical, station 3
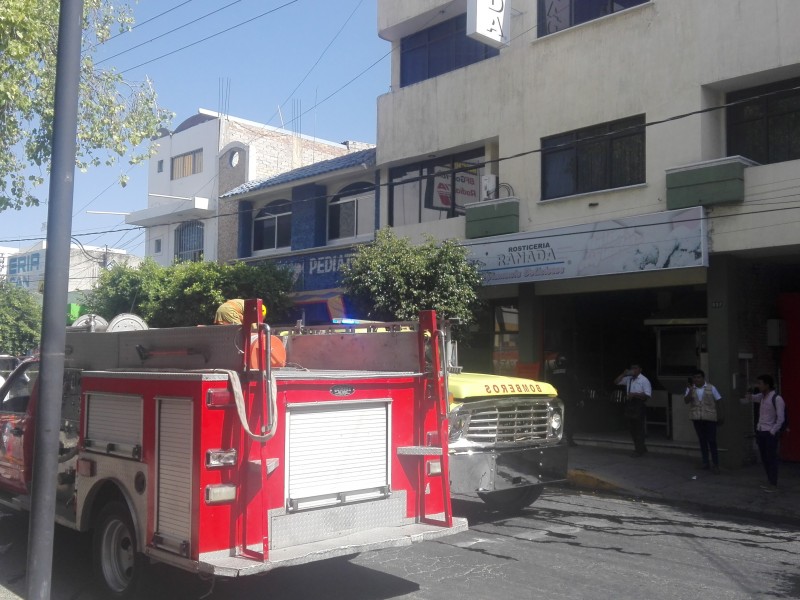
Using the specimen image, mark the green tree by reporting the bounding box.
[0,0,172,212]
[82,259,295,327]
[340,230,483,326]
[0,281,41,355]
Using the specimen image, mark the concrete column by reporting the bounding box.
[707,254,747,466]
[518,283,544,369]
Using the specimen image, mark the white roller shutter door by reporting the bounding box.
[286,400,390,510]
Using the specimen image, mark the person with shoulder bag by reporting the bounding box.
[743,374,786,492]
[684,369,723,473]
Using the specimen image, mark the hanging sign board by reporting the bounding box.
[467,0,510,48]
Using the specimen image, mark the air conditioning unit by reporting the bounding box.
[481,175,498,200]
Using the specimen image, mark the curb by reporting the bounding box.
[563,469,800,528]
[566,468,623,493]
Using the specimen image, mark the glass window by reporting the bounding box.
[153,238,162,254]
[538,0,648,36]
[329,183,375,241]
[541,115,645,200]
[493,304,519,376]
[174,221,204,262]
[390,150,486,226]
[253,200,291,252]
[170,149,202,180]
[400,14,499,88]
[727,78,800,165]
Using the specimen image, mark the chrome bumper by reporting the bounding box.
[448,443,569,494]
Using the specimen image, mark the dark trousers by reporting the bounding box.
[692,419,719,467]
[627,412,647,454]
[756,430,780,486]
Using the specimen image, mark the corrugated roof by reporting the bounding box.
[222,147,376,199]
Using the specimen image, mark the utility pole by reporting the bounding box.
[26,2,83,599]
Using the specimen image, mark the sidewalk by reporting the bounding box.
[565,443,800,526]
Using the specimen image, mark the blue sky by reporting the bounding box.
[0,0,390,256]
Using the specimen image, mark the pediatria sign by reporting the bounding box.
[465,206,708,285]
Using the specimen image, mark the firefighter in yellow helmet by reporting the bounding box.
[213,299,267,325]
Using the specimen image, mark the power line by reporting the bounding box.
[120,0,301,74]
[96,0,245,66]
[85,0,200,53]
[265,0,366,127]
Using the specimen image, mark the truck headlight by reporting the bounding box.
[448,405,471,442]
[549,410,563,432]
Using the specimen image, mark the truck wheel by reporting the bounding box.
[478,485,543,513]
[93,501,143,598]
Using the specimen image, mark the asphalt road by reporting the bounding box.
[1,489,798,600]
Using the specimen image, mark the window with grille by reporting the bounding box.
[727,78,800,166]
[328,182,375,241]
[541,115,645,200]
[170,149,203,180]
[253,200,291,252]
[174,221,204,262]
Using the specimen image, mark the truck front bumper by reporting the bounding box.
[448,443,569,494]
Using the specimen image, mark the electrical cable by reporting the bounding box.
[84,0,200,54]
[119,0,300,74]
[95,0,245,66]
[265,0,366,128]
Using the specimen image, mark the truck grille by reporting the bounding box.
[465,403,551,444]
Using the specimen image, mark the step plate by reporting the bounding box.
[269,492,409,550]
[198,516,468,578]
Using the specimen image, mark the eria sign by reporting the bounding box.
[467,0,510,48]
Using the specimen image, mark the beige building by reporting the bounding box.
[223,1,800,464]
[374,0,800,464]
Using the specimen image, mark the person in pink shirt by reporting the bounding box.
[745,374,786,492]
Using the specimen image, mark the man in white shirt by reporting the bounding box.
[614,363,652,457]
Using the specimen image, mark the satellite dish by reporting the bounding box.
[107,314,149,332]
[71,314,109,332]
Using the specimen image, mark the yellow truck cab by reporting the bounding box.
[329,318,568,513]
[447,371,567,511]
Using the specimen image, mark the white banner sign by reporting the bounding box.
[465,207,708,285]
[467,0,510,48]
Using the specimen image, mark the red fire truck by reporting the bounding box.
[0,301,466,597]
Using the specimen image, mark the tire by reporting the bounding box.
[478,485,543,513]
[93,501,143,598]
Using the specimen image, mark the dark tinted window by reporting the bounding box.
[727,78,800,165]
[400,14,499,87]
[253,200,291,251]
[542,116,645,200]
[539,0,648,36]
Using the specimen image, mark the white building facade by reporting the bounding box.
[127,109,368,266]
